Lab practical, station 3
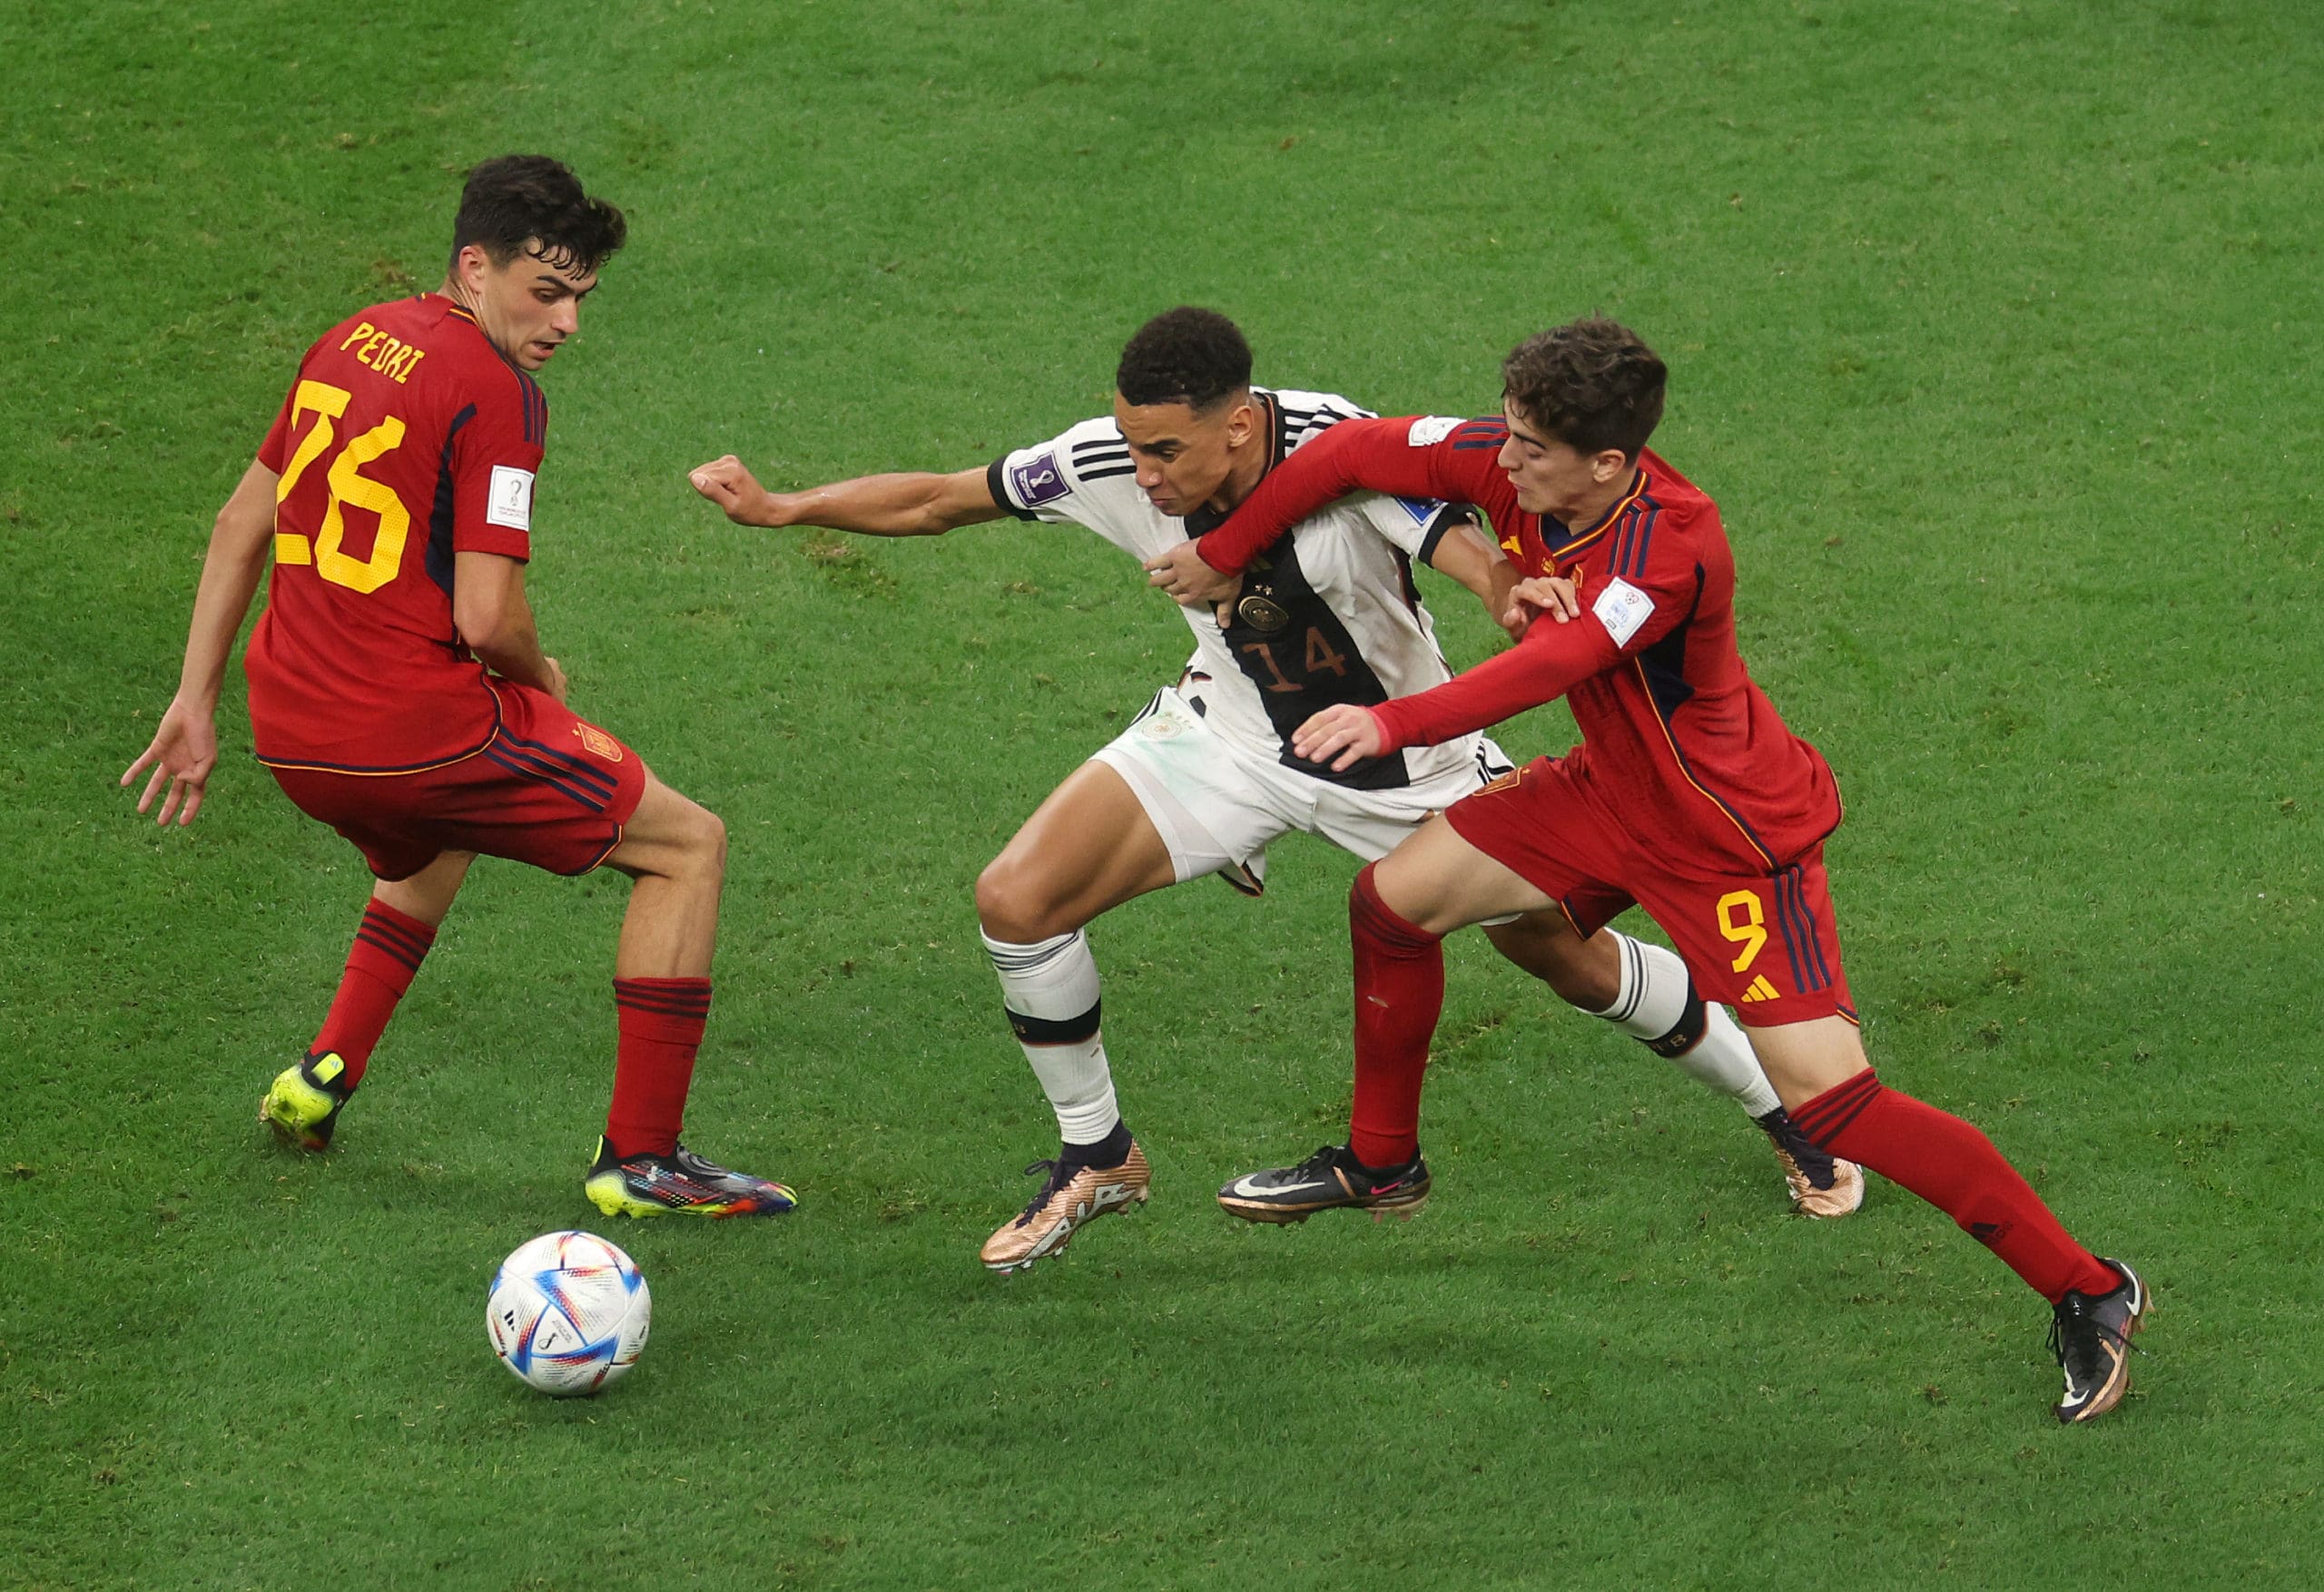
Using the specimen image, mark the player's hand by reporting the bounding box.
[1143,542,1241,608]
[120,698,219,827]
[689,456,776,526]
[543,655,569,703]
[1292,703,1385,772]
[1502,575,1581,635]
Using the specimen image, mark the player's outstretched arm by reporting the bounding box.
[689,456,1003,537]
[122,459,280,826]
[1354,608,1620,761]
[1147,415,1480,606]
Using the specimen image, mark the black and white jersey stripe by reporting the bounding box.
[1070,435,1134,483]
[1279,400,1370,449]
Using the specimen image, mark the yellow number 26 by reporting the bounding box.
[273,379,411,595]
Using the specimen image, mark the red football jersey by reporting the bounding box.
[1198,416,1842,871]
[244,293,546,772]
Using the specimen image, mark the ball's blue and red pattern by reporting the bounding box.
[487,1230,652,1396]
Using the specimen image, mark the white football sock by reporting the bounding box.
[1670,1002,1782,1118]
[1590,929,1781,1118]
[980,928,1120,1145]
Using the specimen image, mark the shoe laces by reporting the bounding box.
[1294,1144,1349,1177]
[2046,1292,2142,1382]
[1012,1157,1078,1225]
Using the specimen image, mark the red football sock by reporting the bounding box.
[606,978,712,1159]
[1793,1070,2118,1302]
[311,899,437,1087]
[1347,865,1445,1169]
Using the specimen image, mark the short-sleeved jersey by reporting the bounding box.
[1195,415,1842,870]
[986,388,1482,791]
[243,293,547,773]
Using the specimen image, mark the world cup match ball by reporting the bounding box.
[487,1230,652,1396]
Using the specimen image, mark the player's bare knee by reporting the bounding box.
[972,856,1029,939]
[682,803,727,880]
[974,853,1070,943]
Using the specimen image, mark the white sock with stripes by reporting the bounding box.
[1591,929,1780,1118]
[980,928,1120,1145]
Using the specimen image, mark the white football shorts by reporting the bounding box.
[1089,685,1516,895]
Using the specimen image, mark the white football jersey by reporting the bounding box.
[988,388,1484,791]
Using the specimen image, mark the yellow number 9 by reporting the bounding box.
[1716,889,1768,972]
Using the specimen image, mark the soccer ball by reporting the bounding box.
[487,1230,652,1396]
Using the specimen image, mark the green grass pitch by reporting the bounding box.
[5,0,2322,1585]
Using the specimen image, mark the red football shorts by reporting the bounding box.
[1444,756,1856,1025]
[267,683,649,881]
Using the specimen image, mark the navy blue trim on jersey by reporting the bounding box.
[514,368,547,447]
[1621,565,1785,869]
[1451,418,1507,450]
[1635,578,1701,722]
[424,405,478,602]
[985,457,1040,521]
[252,726,497,777]
[479,324,549,446]
[1610,495,1663,582]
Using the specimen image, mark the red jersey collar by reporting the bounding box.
[1541,465,1649,563]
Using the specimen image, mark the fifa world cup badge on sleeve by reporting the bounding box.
[487,466,536,530]
[1407,416,1462,446]
[1009,452,1070,508]
[1591,576,1655,647]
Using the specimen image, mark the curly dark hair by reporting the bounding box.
[1501,318,1667,460]
[448,154,626,277]
[1115,307,1253,411]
